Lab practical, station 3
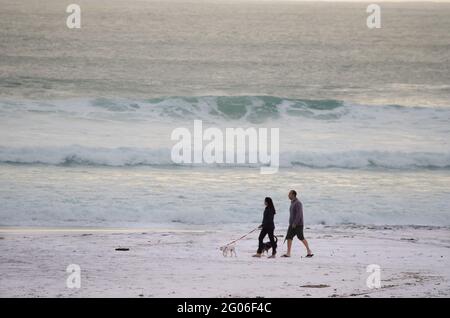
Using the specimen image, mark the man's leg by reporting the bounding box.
[301,239,312,255]
[297,227,312,256]
[286,239,293,256]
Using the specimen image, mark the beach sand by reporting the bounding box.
[0,225,449,298]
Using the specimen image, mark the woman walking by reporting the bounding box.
[253,197,277,258]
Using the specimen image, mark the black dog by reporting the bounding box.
[261,236,278,255]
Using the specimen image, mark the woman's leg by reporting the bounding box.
[257,228,268,254]
[267,228,277,254]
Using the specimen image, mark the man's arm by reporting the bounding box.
[292,201,303,227]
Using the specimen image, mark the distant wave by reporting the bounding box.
[1,145,449,170]
[286,151,450,170]
[2,95,448,127]
[0,95,450,129]
[0,146,173,166]
[0,96,348,123]
[0,96,430,122]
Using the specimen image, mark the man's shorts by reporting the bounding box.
[286,225,304,240]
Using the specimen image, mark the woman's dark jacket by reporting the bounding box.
[261,207,275,229]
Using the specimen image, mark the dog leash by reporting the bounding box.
[221,226,260,247]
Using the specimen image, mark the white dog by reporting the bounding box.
[220,244,237,257]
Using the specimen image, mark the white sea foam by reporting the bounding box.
[1,145,450,170]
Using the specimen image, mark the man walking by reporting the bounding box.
[282,190,313,258]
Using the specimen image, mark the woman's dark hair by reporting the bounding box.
[265,197,276,214]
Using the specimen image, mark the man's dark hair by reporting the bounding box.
[290,190,297,197]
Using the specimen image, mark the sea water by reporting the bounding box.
[0,1,449,227]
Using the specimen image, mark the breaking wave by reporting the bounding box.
[1,145,449,170]
[0,96,350,123]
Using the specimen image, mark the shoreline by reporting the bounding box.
[0,227,215,234]
[1,223,448,232]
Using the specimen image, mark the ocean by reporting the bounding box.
[0,0,449,227]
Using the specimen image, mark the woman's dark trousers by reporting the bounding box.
[257,227,277,254]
